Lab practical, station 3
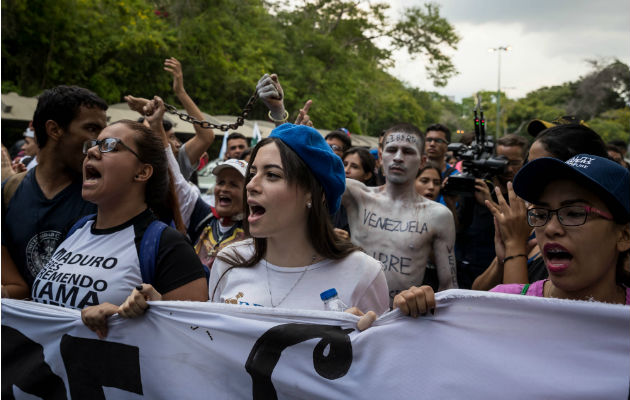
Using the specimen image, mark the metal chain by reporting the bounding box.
[163,91,258,132]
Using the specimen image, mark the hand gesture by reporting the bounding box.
[164,57,185,95]
[81,302,120,339]
[485,182,531,249]
[256,73,285,119]
[118,284,162,319]
[142,96,167,129]
[393,285,435,318]
[124,94,150,115]
[473,178,493,207]
[294,99,313,127]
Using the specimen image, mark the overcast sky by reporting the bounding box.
[386,0,630,101]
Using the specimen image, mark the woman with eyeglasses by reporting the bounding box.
[489,154,630,303]
[29,118,208,338]
[473,123,611,291]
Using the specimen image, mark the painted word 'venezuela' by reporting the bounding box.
[363,210,428,234]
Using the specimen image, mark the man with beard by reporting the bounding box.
[342,123,457,303]
[2,86,107,298]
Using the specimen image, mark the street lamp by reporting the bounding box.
[488,45,511,139]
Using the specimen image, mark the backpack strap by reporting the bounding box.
[66,214,97,239]
[138,220,168,285]
[520,284,531,295]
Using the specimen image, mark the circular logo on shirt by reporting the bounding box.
[25,230,62,278]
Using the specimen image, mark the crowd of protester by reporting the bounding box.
[2,58,629,339]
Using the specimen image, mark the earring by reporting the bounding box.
[306,202,312,209]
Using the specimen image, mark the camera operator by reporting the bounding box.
[454,134,528,288]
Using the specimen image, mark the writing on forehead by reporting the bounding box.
[385,133,418,146]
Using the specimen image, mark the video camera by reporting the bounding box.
[442,95,508,196]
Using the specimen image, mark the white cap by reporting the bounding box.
[23,128,35,139]
[212,159,248,178]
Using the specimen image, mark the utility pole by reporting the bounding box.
[488,45,511,140]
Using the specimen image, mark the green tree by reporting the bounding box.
[2,0,174,103]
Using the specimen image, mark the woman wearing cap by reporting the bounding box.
[187,159,248,271]
[473,123,610,291]
[489,154,630,303]
[117,123,390,318]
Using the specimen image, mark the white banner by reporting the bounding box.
[2,290,629,399]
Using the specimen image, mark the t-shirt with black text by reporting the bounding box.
[31,209,205,309]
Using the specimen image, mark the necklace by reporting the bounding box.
[265,254,318,308]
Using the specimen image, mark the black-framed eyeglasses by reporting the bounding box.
[426,137,448,145]
[83,138,144,162]
[527,205,613,227]
[330,144,342,152]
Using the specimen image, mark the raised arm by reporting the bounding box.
[256,73,288,126]
[164,57,214,164]
[485,182,531,284]
[256,73,314,127]
[125,95,200,227]
[432,207,458,291]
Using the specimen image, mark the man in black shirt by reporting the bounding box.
[2,86,108,298]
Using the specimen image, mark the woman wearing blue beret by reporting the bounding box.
[112,123,391,320]
[207,123,390,314]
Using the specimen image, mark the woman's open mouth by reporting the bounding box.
[248,202,266,224]
[543,243,573,273]
[217,196,232,207]
[84,164,102,181]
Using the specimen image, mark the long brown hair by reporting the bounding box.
[112,120,185,233]
[213,138,358,300]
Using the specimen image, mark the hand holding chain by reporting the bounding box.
[163,91,258,132]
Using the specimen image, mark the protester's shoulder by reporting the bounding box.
[334,250,382,273]
[160,225,192,247]
[346,178,378,194]
[2,169,32,198]
[419,196,453,217]
[217,237,254,258]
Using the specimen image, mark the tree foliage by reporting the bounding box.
[1,0,628,144]
[2,0,460,135]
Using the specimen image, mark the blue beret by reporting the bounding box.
[269,123,345,214]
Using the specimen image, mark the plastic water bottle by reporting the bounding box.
[320,288,349,312]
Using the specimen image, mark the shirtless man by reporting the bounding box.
[342,123,457,302]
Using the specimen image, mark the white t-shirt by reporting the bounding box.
[209,239,390,315]
[31,210,205,309]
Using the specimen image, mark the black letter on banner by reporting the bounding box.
[1,325,67,399]
[59,335,143,399]
[245,323,354,400]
